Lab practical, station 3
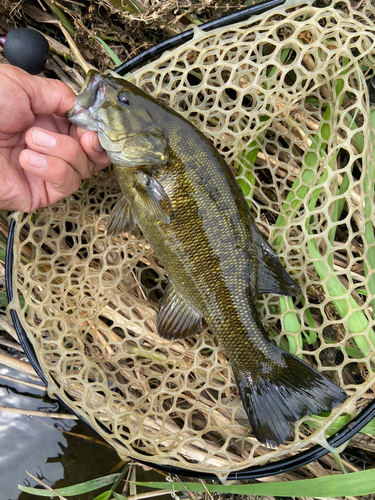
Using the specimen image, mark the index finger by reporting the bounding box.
[2,65,77,117]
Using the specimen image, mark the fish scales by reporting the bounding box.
[68,71,348,448]
[118,137,266,362]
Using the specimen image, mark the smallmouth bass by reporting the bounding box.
[68,70,347,447]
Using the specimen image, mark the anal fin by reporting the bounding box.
[157,283,202,340]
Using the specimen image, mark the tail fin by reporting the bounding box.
[233,347,348,448]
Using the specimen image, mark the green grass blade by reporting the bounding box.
[18,473,120,496]
[134,469,375,497]
[301,296,317,344]
[306,235,372,355]
[307,412,375,436]
[93,492,112,500]
[94,37,122,66]
[279,296,302,357]
[360,416,375,434]
[44,0,75,35]
[363,110,375,316]
[113,493,129,500]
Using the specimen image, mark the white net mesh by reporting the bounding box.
[7,0,375,480]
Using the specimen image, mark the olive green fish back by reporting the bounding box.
[8,0,375,480]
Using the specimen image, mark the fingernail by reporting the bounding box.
[92,136,104,153]
[24,150,47,168]
[32,128,57,148]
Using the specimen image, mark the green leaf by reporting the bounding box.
[93,491,112,500]
[113,493,129,500]
[134,470,375,497]
[245,141,260,166]
[308,414,375,437]
[44,0,75,35]
[306,413,352,436]
[18,473,120,496]
[237,178,251,197]
[360,416,375,435]
[279,296,302,358]
[94,37,122,66]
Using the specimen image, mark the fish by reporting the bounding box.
[67,70,348,447]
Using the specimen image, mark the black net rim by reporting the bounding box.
[5,0,375,480]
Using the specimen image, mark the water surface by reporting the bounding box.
[0,364,124,500]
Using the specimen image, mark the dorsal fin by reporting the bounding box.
[157,283,202,340]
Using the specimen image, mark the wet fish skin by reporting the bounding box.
[68,71,348,447]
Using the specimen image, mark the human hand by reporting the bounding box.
[0,65,110,212]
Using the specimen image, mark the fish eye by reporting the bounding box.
[118,92,131,105]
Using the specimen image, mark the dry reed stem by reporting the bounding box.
[0,405,77,419]
[26,471,68,500]
[0,313,18,341]
[0,373,45,390]
[0,349,38,379]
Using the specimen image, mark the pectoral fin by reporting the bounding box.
[157,283,202,340]
[106,196,136,236]
[135,172,175,224]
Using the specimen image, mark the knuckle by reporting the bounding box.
[66,139,83,165]
[74,176,82,191]
[86,160,95,177]
[66,139,93,178]
[51,79,73,99]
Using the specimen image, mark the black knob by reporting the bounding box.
[1,28,49,75]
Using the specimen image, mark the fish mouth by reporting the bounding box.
[75,71,102,109]
[66,70,103,121]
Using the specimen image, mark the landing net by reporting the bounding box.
[8,0,375,480]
